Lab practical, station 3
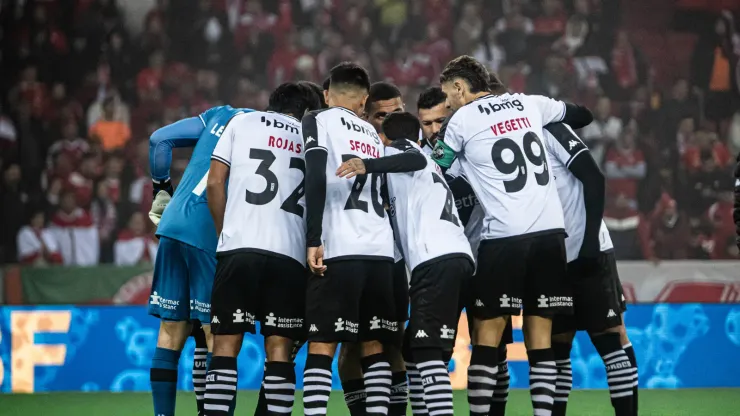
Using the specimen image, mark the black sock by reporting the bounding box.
[414,349,453,416]
[361,353,392,416]
[254,384,267,416]
[263,361,295,414]
[193,328,208,416]
[551,342,573,416]
[303,354,334,415]
[342,378,367,416]
[592,333,634,416]
[467,345,498,416]
[405,361,428,415]
[389,371,408,416]
[623,342,639,415]
[528,348,557,416]
[490,344,509,416]
[204,356,238,415]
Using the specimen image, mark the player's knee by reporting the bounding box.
[474,316,508,347]
[552,330,576,345]
[157,320,192,351]
[211,333,244,357]
[361,340,384,357]
[384,343,406,372]
[264,335,293,362]
[338,343,364,380]
[601,321,631,346]
[200,324,214,351]
[523,315,553,350]
[308,341,338,357]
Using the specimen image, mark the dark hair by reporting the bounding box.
[417,87,447,110]
[322,77,331,91]
[382,112,421,142]
[267,82,321,116]
[488,72,507,94]
[366,82,402,112]
[329,61,371,92]
[439,55,491,94]
[298,81,327,109]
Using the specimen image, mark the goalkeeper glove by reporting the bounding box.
[149,179,174,226]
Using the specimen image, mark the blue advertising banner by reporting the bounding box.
[1,304,739,393]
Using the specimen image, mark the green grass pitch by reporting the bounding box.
[4,389,740,415]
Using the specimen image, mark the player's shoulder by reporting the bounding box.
[387,138,421,154]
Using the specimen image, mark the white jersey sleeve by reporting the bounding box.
[525,94,567,126]
[212,120,235,166]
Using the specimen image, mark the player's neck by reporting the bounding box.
[329,103,363,117]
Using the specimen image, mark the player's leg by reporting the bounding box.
[149,237,192,416]
[467,240,526,416]
[304,260,363,415]
[408,257,472,416]
[359,260,399,416]
[550,327,576,416]
[490,320,513,416]
[204,253,259,415]
[613,259,639,415]
[191,322,209,415]
[339,342,367,416]
[388,259,410,416]
[255,340,305,416]
[523,234,573,416]
[256,257,308,415]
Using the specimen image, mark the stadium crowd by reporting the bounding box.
[0,0,739,266]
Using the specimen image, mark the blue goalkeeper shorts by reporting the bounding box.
[148,237,216,323]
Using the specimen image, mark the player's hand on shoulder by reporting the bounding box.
[336,157,366,179]
[307,245,327,276]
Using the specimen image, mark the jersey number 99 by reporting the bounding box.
[491,132,549,193]
[244,148,305,217]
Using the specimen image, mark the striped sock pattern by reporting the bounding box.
[406,362,428,415]
[417,360,453,416]
[467,345,498,416]
[528,348,557,416]
[203,356,237,415]
[342,378,367,416]
[303,354,334,416]
[551,342,572,416]
[490,358,510,415]
[263,361,296,415]
[593,334,635,416]
[362,354,392,416]
[389,371,408,416]
[193,347,208,415]
[623,343,639,416]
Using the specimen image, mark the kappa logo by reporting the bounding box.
[475,299,484,307]
[265,312,277,326]
[415,330,428,338]
[233,309,245,323]
[440,325,455,340]
[306,136,316,144]
[335,318,345,332]
[538,295,549,308]
[370,316,381,330]
[607,309,617,318]
[500,294,511,308]
[150,292,161,306]
[211,315,220,324]
[568,140,580,150]
[309,324,319,332]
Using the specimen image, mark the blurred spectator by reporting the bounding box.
[554,0,590,55]
[650,193,691,259]
[658,79,701,147]
[604,123,647,208]
[683,130,731,173]
[0,164,28,263]
[87,89,132,129]
[16,211,63,265]
[0,106,18,164]
[454,3,484,56]
[533,0,567,39]
[114,211,158,266]
[699,191,740,259]
[610,31,647,99]
[580,96,623,164]
[473,28,506,73]
[687,149,730,216]
[89,97,133,151]
[46,120,91,171]
[49,191,100,266]
[91,181,119,263]
[604,193,653,260]
[527,54,577,99]
[45,82,85,129]
[494,2,534,62]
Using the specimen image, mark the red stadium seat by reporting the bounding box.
[654,281,740,303]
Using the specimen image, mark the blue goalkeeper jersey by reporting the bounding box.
[153,105,251,254]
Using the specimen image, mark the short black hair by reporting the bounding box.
[488,72,507,94]
[366,82,402,112]
[439,55,491,94]
[417,87,447,110]
[322,77,331,91]
[381,112,421,142]
[329,61,371,92]
[298,81,327,109]
[267,82,321,116]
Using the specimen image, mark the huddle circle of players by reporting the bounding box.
[147,56,639,416]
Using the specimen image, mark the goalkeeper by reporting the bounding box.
[148,105,249,416]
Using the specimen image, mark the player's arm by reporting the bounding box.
[207,118,236,237]
[303,112,328,248]
[734,152,740,248]
[431,111,464,169]
[445,173,476,227]
[545,123,605,258]
[337,143,427,178]
[149,116,206,193]
[532,95,593,130]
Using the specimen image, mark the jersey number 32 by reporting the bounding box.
[244,149,305,217]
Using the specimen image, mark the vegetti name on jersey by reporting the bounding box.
[211,111,307,264]
[385,139,473,271]
[304,107,394,261]
[542,123,613,262]
[437,93,566,240]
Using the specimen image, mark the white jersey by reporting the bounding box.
[542,123,614,262]
[439,93,566,240]
[445,167,485,263]
[304,107,394,260]
[211,111,306,264]
[386,139,473,271]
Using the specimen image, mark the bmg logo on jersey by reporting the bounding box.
[537,295,573,308]
[261,116,299,134]
[477,99,524,115]
[341,117,381,144]
[334,317,359,333]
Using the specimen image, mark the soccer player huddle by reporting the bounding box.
[147,55,640,416]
